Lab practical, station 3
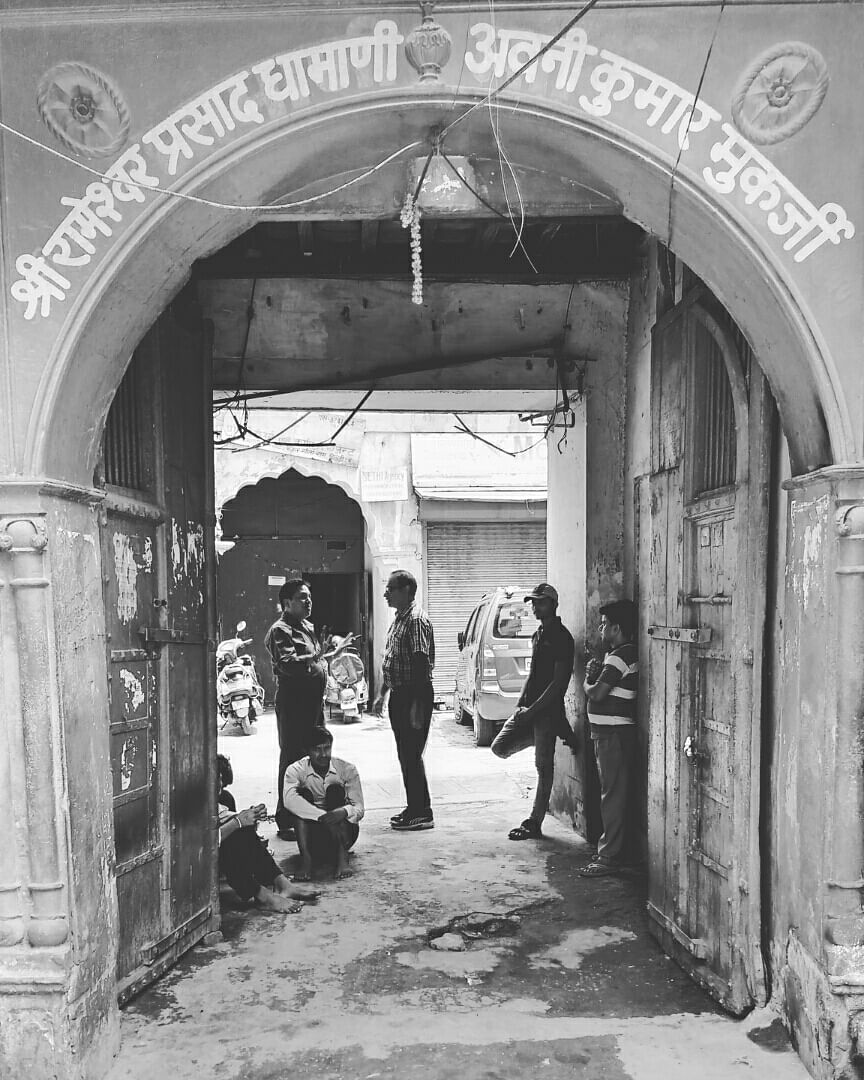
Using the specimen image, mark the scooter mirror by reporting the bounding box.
[236,620,247,633]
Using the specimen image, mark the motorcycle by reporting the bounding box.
[325,637,368,723]
[217,621,265,736]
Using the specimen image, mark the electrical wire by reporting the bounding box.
[438,0,601,141]
[219,390,373,452]
[665,1,727,250]
[0,119,422,212]
[452,413,548,457]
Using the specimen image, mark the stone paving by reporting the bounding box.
[106,710,809,1080]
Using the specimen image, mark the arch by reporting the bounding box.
[28,91,845,481]
[214,445,385,560]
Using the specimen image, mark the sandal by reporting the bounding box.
[508,819,542,841]
[577,860,619,877]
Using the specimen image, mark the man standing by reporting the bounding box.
[373,570,436,832]
[264,579,328,837]
[491,583,575,842]
[283,727,364,881]
[578,599,639,877]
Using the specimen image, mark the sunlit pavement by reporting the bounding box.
[107,709,808,1080]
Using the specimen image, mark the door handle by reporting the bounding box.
[683,735,706,765]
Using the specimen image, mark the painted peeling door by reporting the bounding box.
[647,293,769,1013]
[101,300,217,1002]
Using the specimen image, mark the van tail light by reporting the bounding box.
[481,647,499,692]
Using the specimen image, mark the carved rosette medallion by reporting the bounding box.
[36,61,131,159]
[731,42,829,146]
[404,2,452,83]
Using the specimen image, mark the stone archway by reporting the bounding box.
[26,92,845,485]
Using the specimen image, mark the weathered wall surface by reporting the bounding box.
[768,472,864,1079]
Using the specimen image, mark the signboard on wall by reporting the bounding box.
[360,468,410,502]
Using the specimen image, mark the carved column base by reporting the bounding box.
[28,884,68,948]
[0,886,25,948]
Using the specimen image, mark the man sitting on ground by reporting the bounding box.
[217,754,318,913]
[283,727,364,881]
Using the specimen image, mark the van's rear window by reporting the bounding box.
[493,600,539,639]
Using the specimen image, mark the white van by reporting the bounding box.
[453,587,538,746]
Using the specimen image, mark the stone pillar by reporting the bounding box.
[0,485,119,1080]
[0,517,67,948]
[546,403,588,829]
[775,468,864,1079]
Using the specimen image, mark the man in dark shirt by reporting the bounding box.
[492,583,576,841]
[264,579,329,836]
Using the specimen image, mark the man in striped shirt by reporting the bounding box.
[579,599,639,877]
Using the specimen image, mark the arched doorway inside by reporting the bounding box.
[217,469,370,704]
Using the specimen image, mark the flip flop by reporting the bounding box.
[577,861,619,877]
[508,819,542,841]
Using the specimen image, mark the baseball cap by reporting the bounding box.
[524,583,559,603]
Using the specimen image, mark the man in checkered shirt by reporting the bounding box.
[373,569,436,831]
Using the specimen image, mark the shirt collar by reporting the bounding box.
[394,601,416,622]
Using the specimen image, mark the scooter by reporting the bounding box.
[325,640,368,723]
[217,621,265,736]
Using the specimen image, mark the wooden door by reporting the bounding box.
[100,297,218,1004]
[646,292,769,1013]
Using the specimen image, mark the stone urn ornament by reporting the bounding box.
[404,1,453,83]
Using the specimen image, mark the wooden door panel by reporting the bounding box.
[103,513,163,984]
[101,299,216,1004]
[647,295,764,1015]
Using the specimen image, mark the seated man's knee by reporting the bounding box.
[324,783,347,811]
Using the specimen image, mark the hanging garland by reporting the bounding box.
[400,193,423,305]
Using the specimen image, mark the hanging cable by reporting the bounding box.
[0,120,422,212]
[438,0,601,141]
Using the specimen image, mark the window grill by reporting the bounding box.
[102,361,145,490]
[692,328,737,495]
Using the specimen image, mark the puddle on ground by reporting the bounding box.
[532,926,638,971]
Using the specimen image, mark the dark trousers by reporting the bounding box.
[292,783,359,861]
[219,829,281,902]
[388,683,434,815]
[275,681,324,829]
[491,711,558,825]
[592,725,639,865]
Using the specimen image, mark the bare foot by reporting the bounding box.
[292,869,313,883]
[334,863,354,880]
[274,875,319,902]
[256,887,302,914]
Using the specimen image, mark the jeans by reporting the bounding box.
[388,683,434,815]
[491,711,558,825]
[591,725,639,865]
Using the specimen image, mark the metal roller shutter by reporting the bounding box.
[425,521,547,700]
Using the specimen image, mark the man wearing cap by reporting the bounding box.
[491,583,576,841]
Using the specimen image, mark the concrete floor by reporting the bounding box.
[107,709,809,1080]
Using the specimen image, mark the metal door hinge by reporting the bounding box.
[647,625,712,644]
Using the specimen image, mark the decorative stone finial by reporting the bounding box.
[404,2,452,84]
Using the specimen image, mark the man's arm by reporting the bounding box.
[282,764,324,821]
[520,660,571,720]
[583,654,626,701]
[341,762,365,824]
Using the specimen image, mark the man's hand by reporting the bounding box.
[318,807,348,827]
[513,705,530,722]
[371,693,386,717]
[585,657,602,683]
[253,803,268,821]
[236,808,258,828]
